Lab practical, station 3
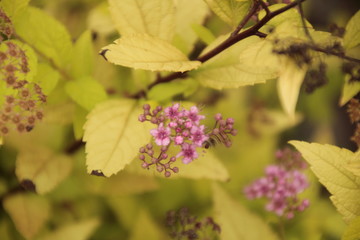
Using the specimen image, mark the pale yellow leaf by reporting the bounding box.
[101,34,201,72]
[16,147,73,195]
[290,141,360,223]
[109,0,175,41]
[342,216,360,240]
[3,193,50,239]
[213,184,279,240]
[83,99,152,177]
[39,218,100,240]
[340,74,360,106]
[277,57,307,118]
[204,0,251,27]
[344,10,360,49]
[345,152,360,177]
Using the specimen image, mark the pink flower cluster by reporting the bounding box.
[138,103,236,177]
[244,149,310,219]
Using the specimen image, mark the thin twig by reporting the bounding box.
[307,44,360,64]
[231,0,261,37]
[258,0,270,15]
[297,0,314,42]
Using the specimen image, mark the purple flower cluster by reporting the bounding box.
[138,103,236,177]
[244,149,310,219]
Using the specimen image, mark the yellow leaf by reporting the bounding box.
[277,57,307,118]
[345,151,360,177]
[212,184,279,240]
[108,0,175,41]
[3,193,50,239]
[87,2,115,36]
[101,34,201,72]
[83,99,152,177]
[344,10,360,49]
[16,147,73,195]
[342,216,360,240]
[289,141,360,223]
[340,75,360,106]
[204,0,251,27]
[129,209,165,240]
[39,218,100,240]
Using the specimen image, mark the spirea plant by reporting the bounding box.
[0,0,359,239]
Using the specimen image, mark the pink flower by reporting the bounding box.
[150,123,171,146]
[177,143,198,164]
[174,136,184,145]
[164,103,180,119]
[190,125,208,146]
[185,106,205,124]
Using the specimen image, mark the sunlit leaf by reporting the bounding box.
[290,141,360,223]
[65,76,108,111]
[83,99,152,177]
[129,209,165,240]
[204,0,251,27]
[16,146,73,194]
[71,30,94,78]
[33,63,60,95]
[277,57,307,118]
[340,74,360,106]
[101,34,201,72]
[0,0,29,25]
[344,10,360,49]
[3,193,50,239]
[345,152,360,177]
[108,0,175,41]
[39,218,100,240]
[213,184,279,240]
[87,2,115,36]
[342,216,360,240]
[192,23,216,45]
[15,7,73,70]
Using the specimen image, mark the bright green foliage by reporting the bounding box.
[290,141,360,223]
[277,57,307,118]
[14,7,73,70]
[83,99,152,177]
[213,184,279,240]
[204,0,251,27]
[33,63,60,95]
[192,36,276,89]
[65,76,108,111]
[70,31,94,78]
[0,0,29,25]
[39,219,100,240]
[101,34,201,72]
[15,146,73,194]
[108,0,175,42]
[342,216,360,240]
[344,10,360,49]
[3,193,50,239]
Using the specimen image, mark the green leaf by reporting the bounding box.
[192,36,276,89]
[340,75,360,106]
[108,0,175,41]
[191,24,216,45]
[289,141,360,223]
[83,99,152,177]
[3,193,50,239]
[342,216,360,240]
[33,63,60,95]
[101,34,201,72]
[129,209,165,240]
[15,7,73,70]
[15,146,73,194]
[204,0,251,27]
[277,57,307,118]
[0,0,29,25]
[39,218,100,240]
[212,184,279,240]
[73,106,88,140]
[344,10,360,49]
[71,30,94,78]
[65,76,108,111]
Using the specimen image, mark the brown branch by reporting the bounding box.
[231,0,261,37]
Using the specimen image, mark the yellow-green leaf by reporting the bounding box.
[0,0,29,25]
[71,30,94,78]
[342,216,360,240]
[277,57,307,118]
[15,7,73,70]
[129,209,165,240]
[3,193,50,239]
[33,63,60,95]
[65,76,108,111]
[213,184,279,240]
[345,152,360,177]
[16,147,73,194]
[87,2,116,36]
[340,74,360,106]
[101,34,201,72]
[289,141,360,223]
[83,99,152,177]
[192,24,216,45]
[344,10,360,49]
[39,218,100,240]
[73,106,88,140]
[108,0,175,41]
[204,0,251,27]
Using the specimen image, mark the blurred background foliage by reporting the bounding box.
[0,0,359,239]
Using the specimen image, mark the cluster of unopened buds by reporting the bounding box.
[138,103,237,177]
[244,147,310,219]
